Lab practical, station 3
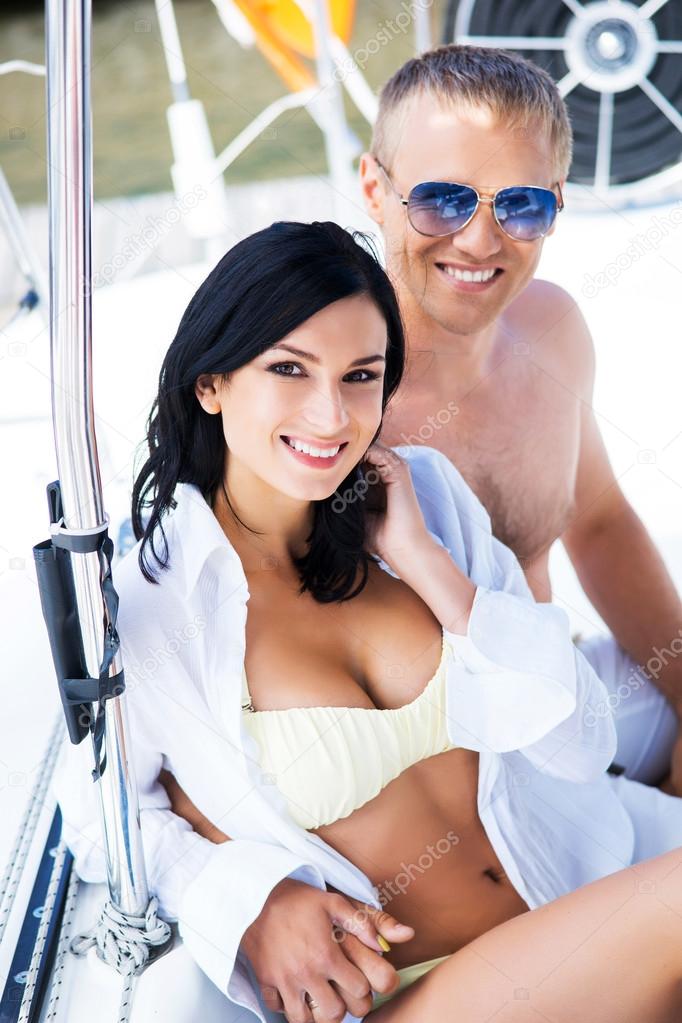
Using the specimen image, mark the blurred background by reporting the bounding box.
[2,0,415,201]
[0,0,431,305]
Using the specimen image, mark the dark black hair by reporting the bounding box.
[131,220,406,603]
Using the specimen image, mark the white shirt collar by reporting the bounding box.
[170,482,246,599]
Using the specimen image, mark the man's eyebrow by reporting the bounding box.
[269,343,386,367]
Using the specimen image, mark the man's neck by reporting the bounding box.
[399,297,501,398]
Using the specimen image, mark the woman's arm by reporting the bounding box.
[396,448,617,782]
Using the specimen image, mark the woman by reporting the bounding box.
[55,220,682,1023]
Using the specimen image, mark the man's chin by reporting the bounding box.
[430,302,501,337]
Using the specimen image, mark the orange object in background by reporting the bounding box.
[231,0,356,91]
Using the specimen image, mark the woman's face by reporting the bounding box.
[195,292,389,503]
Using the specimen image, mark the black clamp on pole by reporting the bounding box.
[33,480,126,782]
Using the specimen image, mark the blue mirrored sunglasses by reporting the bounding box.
[375,159,564,242]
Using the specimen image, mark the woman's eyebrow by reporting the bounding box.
[270,343,386,367]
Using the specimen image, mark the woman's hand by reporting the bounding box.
[362,441,434,575]
[362,441,476,634]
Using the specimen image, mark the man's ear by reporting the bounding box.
[359,152,385,226]
[194,373,221,414]
[546,178,566,237]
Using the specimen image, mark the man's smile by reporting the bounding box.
[435,260,505,292]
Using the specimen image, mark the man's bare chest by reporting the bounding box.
[382,370,581,563]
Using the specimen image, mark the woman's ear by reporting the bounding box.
[194,373,221,414]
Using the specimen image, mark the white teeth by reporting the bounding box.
[285,437,341,458]
[440,265,497,283]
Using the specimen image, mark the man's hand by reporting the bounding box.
[159,769,417,1020]
[241,877,415,1023]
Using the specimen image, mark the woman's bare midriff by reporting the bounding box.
[164,556,530,968]
[312,747,530,969]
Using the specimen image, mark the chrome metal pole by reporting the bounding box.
[45,0,150,916]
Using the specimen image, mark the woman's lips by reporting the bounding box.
[280,436,348,468]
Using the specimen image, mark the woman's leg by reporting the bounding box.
[367,846,682,1022]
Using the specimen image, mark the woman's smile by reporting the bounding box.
[280,434,350,469]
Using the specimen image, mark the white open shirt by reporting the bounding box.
[54,445,635,1023]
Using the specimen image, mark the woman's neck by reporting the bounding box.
[211,480,313,573]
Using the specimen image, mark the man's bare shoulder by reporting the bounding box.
[504,278,595,395]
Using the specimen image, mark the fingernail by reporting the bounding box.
[377,935,391,951]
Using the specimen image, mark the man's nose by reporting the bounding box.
[450,201,504,261]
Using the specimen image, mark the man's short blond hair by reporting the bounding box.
[371,44,573,180]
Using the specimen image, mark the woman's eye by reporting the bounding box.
[268,362,302,376]
[267,362,380,382]
[346,369,380,382]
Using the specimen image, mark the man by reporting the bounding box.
[359,44,682,793]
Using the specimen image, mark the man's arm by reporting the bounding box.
[561,323,682,715]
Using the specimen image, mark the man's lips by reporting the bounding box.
[435,262,504,292]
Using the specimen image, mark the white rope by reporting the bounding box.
[44,861,173,1023]
[70,895,172,971]
[16,844,167,1023]
[69,895,173,1022]
[44,863,81,1021]
[0,713,65,944]
[18,840,70,1022]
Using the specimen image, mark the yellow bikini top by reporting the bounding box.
[241,630,456,830]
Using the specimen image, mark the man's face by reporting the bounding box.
[361,94,562,337]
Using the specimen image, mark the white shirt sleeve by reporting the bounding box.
[410,447,618,782]
[52,720,327,1002]
[443,587,617,781]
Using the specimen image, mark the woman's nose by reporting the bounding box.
[302,381,351,433]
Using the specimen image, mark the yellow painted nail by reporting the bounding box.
[377,934,391,952]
